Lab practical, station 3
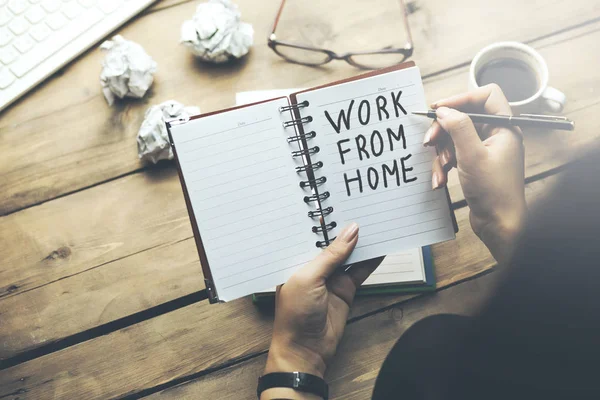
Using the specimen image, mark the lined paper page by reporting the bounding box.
[295,66,455,266]
[363,248,424,285]
[170,98,319,301]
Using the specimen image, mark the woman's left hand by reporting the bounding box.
[264,223,381,384]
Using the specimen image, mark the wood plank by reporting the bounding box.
[1,21,598,360]
[0,174,558,399]
[2,0,599,215]
[145,272,500,400]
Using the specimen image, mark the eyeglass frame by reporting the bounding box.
[267,0,414,69]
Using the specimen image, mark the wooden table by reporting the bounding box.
[1,0,599,398]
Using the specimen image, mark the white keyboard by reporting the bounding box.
[0,0,157,112]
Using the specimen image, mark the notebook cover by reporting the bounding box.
[252,246,437,303]
[166,96,289,303]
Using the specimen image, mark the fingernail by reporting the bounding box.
[435,107,451,118]
[430,101,438,109]
[432,173,440,190]
[423,126,433,146]
[339,222,359,243]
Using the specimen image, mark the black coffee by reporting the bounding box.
[476,58,539,102]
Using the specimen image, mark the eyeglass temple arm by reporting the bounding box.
[398,0,414,49]
[270,0,287,37]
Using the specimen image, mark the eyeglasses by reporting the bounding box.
[268,0,414,69]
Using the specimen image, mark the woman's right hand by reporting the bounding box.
[424,84,526,263]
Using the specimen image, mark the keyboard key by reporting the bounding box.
[98,0,123,14]
[41,0,61,12]
[0,27,13,46]
[77,0,96,8]
[62,1,83,19]
[30,22,50,41]
[0,9,12,26]
[8,0,28,14]
[10,7,102,77]
[25,4,46,23]
[8,16,29,35]
[0,45,19,64]
[46,12,67,30]
[13,33,34,53]
[0,66,15,88]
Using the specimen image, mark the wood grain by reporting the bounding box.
[145,272,500,400]
[1,21,597,360]
[0,174,559,399]
[1,0,598,215]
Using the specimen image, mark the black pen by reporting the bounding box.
[412,110,575,131]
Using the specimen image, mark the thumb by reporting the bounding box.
[304,223,359,280]
[435,107,486,163]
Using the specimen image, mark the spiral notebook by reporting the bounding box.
[167,62,457,303]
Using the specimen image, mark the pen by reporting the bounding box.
[412,110,575,131]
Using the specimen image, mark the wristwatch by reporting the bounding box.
[257,372,328,399]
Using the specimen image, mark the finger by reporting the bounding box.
[423,120,445,147]
[304,222,359,280]
[436,140,456,171]
[346,256,384,287]
[431,84,512,116]
[434,107,487,162]
[432,156,448,190]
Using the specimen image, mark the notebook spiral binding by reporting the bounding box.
[281,101,335,248]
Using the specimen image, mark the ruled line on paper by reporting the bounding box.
[181,127,277,155]
[217,239,307,272]
[201,193,297,223]
[202,203,297,230]
[315,84,416,108]
[340,187,435,213]
[221,261,308,290]
[211,229,306,261]
[194,174,289,202]
[343,198,441,221]
[189,144,282,171]
[209,223,306,252]
[177,117,274,144]
[360,217,445,240]
[355,226,447,250]
[359,208,443,229]
[219,249,309,280]
[189,163,288,187]
[370,270,414,276]
[195,183,294,213]
[187,154,287,178]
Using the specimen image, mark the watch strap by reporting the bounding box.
[257,372,328,399]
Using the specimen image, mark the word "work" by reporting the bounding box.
[323,90,417,197]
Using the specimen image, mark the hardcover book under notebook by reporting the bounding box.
[167,62,457,303]
[253,246,437,303]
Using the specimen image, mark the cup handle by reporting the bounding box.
[541,86,566,113]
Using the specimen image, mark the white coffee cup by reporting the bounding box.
[469,42,566,114]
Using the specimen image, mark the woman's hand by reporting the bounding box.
[262,223,381,399]
[425,84,526,263]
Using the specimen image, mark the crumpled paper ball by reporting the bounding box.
[137,100,201,164]
[180,0,254,63]
[100,35,157,106]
